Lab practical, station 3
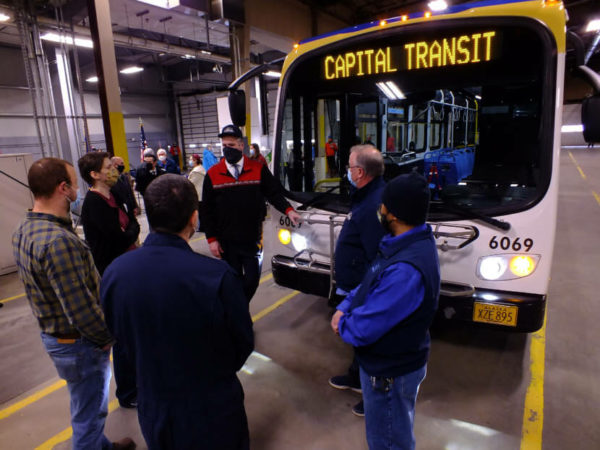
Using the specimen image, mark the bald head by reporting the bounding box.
[350,144,384,179]
[111,156,124,166]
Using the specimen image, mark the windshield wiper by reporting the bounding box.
[297,185,340,211]
[436,199,511,231]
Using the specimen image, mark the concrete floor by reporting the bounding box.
[0,146,599,449]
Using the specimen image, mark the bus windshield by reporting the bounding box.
[274,19,556,218]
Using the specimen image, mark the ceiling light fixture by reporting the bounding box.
[428,0,448,12]
[86,76,99,82]
[137,0,180,9]
[120,66,144,74]
[586,19,600,32]
[40,33,93,48]
[385,81,405,99]
[0,13,10,22]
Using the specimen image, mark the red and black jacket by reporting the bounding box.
[201,156,293,243]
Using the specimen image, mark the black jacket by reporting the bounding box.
[81,190,140,275]
[111,173,138,215]
[202,156,292,243]
[135,162,165,195]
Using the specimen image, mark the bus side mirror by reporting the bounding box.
[582,94,600,143]
[229,89,246,127]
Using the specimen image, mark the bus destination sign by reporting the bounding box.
[323,31,497,80]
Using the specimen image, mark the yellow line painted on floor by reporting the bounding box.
[520,308,547,450]
[0,380,66,420]
[568,151,587,180]
[252,291,300,323]
[259,273,273,284]
[0,293,25,304]
[34,399,120,450]
[593,191,600,207]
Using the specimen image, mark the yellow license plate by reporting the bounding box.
[473,303,518,327]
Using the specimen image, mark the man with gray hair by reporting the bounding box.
[328,144,386,416]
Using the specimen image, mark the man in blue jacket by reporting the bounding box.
[328,144,386,416]
[101,174,254,450]
[331,172,440,450]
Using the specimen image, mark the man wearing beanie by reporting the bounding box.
[331,171,440,450]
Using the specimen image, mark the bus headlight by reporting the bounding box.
[291,232,308,251]
[278,229,291,245]
[477,254,540,281]
[478,256,507,280]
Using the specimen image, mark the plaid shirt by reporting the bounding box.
[12,212,113,346]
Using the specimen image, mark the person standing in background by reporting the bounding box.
[157,148,180,174]
[12,157,135,450]
[135,149,165,196]
[249,143,268,167]
[78,152,140,410]
[325,136,339,177]
[111,156,140,216]
[188,154,206,231]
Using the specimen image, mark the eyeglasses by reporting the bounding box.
[346,165,363,171]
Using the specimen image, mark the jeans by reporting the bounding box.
[41,333,112,450]
[360,365,427,450]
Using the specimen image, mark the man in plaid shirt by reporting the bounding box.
[12,157,134,450]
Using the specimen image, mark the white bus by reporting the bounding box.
[228,0,600,332]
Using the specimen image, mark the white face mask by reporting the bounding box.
[158,155,167,162]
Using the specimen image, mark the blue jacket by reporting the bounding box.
[338,224,440,377]
[334,177,386,292]
[100,232,254,439]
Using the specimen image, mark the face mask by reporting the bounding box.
[189,159,195,167]
[106,168,119,187]
[347,168,357,188]
[66,185,80,213]
[377,208,393,233]
[223,146,242,164]
[116,165,125,174]
[158,155,167,162]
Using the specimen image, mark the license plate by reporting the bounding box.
[473,302,518,327]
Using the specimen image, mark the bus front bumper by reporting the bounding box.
[272,255,546,332]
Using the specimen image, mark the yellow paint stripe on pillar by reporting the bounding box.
[520,308,547,450]
[0,380,66,420]
[0,293,25,304]
[35,399,120,450]
[252,291,299,323]
[109,111,129,168]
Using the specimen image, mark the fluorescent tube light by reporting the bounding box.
[586,19,600,32]
[385,81,405,99]
[41,33,93,48]
[561,124,583,133]
[120,66,144,74]
[264,71,281,78]
[376,82,397,100]
[0,13,10,22]
[428,0,448,12]
[86,76,99,82]
[137,0,180,8]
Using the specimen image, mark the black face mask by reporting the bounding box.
[116,165,125,174]
[377,209,393,233]
[223,146,243,164]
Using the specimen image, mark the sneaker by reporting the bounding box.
[112,437,136,450]
[351,400,365,417]
[328,375,362,393]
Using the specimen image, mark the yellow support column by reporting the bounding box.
[87,0,129,168]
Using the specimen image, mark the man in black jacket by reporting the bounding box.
[135,149,165,196]
[202,125,301,301]
[111,156,139,216]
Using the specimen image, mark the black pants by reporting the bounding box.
[113,342,137,405]
[220,239,263,302]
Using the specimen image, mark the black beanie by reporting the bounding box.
[382,172,430,225]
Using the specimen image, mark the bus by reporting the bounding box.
[228,0,598,332]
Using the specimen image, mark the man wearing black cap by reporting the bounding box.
[331,171,440,450]
[202,124,301,301]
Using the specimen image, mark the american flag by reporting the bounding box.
[139,117,147,162]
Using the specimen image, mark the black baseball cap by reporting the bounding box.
[218,124,243,138]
